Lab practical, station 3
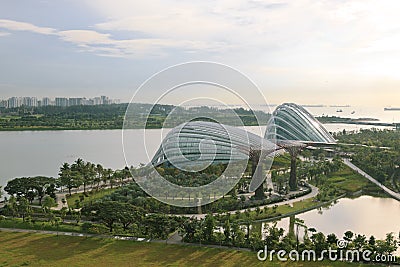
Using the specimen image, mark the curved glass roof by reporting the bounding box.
[151,121,266,168]
[265,103,336,144]
[151,103,335,168]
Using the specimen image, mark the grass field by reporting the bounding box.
[326,166,377,193]
[0,231,381,267]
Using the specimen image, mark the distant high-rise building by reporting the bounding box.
[22,97,38,107]
[0,100,8,108]
[68,98,84,106]
[101,95,109,105]
[55,97,69,107]
[42,97,51,106]
[86,98,94,105]
[8,97,22,108]
[2,95,118,108]
[93,97,102,105]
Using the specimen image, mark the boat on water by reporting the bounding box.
[336,109,343,112]
[351,111,355,114]
[384,107,400,111]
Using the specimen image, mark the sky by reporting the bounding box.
[1,0,400,107]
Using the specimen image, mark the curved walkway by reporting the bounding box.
[179,184,319,219]
[344,159,400,201]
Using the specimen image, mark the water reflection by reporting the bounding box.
[256,196,400,254]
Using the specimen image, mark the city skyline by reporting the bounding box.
[1,1,400,107]
[0,95,119,108]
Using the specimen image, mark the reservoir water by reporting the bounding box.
[0,123,393,185]
[265,196,400,242]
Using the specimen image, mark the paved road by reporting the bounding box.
[178,184,319,219]
[344,159,400,201]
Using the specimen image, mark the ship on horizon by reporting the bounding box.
[384,107,400,111]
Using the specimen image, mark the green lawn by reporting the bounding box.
[0,231,381,267]
[274,197,317,214]
[326,166,376,193]
[66,188,116,207]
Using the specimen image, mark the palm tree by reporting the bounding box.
[94,164,104,191]
[122,167,131,183]
[82,162,95,193]
[59,162,76,196]
[111,171,119,188]
[103,168,113,188]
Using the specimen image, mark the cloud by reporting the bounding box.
[0,31,10,37]
[2,0,400,72]
[0,16,233,58]
[0,19,56,35]
[58,30,113,45]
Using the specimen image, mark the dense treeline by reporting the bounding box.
[0,104,270,130]
[336,129,400,192]
[183,214,398,262]
[4,176,57,204]
[335,128,400,148]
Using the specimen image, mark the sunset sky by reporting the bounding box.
[1,0,400,107]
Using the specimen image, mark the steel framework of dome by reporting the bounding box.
[266,103,336,144]
[150,103,336,168]
[150,121,269,168]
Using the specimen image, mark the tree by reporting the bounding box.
[103,168,113,187]
[31,176,57,205]
[82,162,96,194]
[4,177,31,198]
[94,164,104,190]
[249,231,263,251]
[122,167,131,182]
[142,214,177,239]
[60,207,68,222]
[183,218,200,242]
[368,235,376,248]
[344,230,354,242]
[83,201,124,232]
[264,223,285,250]
[42,195,56,213]
[202,214,216,243]
[110,171,119,188]
[4,196,18,217]
[59,163,82,196]
[327,233,338,246]
[119,205,143,231]
[71,158,93,194]
[17,197,32,222]
[377,233,398,255]
[223,219,231,244]
[4,176,56,205]
[353,234,367,250]
[311,232,328,255]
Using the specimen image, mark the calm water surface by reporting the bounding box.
[269,196,400,240]
[0,123,394,187]
[264,196,400,255]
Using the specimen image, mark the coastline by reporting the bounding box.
[0,121,396,132]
